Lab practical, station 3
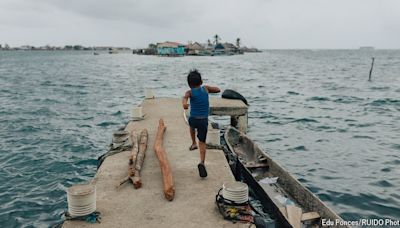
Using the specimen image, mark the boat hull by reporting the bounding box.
[224,126,349,228]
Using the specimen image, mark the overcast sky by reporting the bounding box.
[1,0,399,49]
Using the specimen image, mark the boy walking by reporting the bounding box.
[182,70,220,178]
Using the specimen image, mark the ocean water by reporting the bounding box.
[0,50,399,227]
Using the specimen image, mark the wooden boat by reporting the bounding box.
[224,126,349,228]
[108,48,119,54]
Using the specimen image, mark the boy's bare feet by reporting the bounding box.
[189,144,198,150]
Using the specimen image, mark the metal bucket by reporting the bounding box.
[67,183,96,217]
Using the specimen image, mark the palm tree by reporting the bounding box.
[236,38,241,48]
[207,39,212,47]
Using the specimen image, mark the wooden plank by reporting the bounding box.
[301,212,320,222]
[279,207,287,219]
[286,206,302,228]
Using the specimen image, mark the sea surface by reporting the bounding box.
[0,50,399,227]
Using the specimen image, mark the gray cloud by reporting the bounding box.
[1,0,399,48]
[37,0,205,28]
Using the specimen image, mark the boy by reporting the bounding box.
[182,69,220,178]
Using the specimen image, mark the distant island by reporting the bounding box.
[0,44,131,51]
[0,35,260,56]
[359,46,375,50]
[133,34,261,56]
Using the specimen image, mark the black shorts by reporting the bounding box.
[189,117,208,143]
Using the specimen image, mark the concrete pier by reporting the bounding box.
[209,97,248,133]
[63,98,248,228]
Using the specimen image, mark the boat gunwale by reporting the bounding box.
[224,126,350,228]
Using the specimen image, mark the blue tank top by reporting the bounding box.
[190,86,209,118]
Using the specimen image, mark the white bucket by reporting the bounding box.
[222,182,248,204]
[67,184,96,217]
[131,106,143,119]
[207,129,220,145]
[145,89,155,99]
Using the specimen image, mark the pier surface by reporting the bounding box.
[63,98,248,228]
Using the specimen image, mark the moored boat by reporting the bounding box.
[108,48,119,54]
[224,126,349,228]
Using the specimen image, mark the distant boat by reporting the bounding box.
[93,52,99,55]
[359,46,375,50]
[108,48,119,54]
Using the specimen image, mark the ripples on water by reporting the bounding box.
[0,50,399,227]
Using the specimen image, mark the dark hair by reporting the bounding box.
[187,69,202,88]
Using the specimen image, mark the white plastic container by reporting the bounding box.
[67,184,96,217]
[131,106,143,119]
[145,89,155,99]
[222,182,248,204]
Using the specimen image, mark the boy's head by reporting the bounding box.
[187,69,202,88]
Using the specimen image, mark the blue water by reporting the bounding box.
[0,50,399,227]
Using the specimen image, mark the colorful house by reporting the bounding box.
[186,42,208,55]
[157,42,185,56]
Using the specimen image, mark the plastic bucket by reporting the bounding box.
[131,106,143,119]
[67,183,96,217]
[145,89,155,99]
[222,182,248,204]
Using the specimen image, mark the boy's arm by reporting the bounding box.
[182,90,191,109]
[205,85,221,94]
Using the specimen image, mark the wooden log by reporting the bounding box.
[133,129,148,189]
[116,131,139,189]
[129,131,139,181]
[153,119,175,201]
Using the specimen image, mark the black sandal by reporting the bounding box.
[197,163,208,178]
[189,145,198,150]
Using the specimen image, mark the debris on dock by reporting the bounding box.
[153,119,174,201]
[63,97,247,227]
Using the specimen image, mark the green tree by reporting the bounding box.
[236,38,241,48]
[148,43,157,49]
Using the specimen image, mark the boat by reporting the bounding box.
[359,46,374,50]
[224,126,349,228]
[93,52,99,55]
[108,48,119,54]
[222,89,248,105]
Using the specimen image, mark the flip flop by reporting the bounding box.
[189,145,198,151]
[198,163,208,178]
